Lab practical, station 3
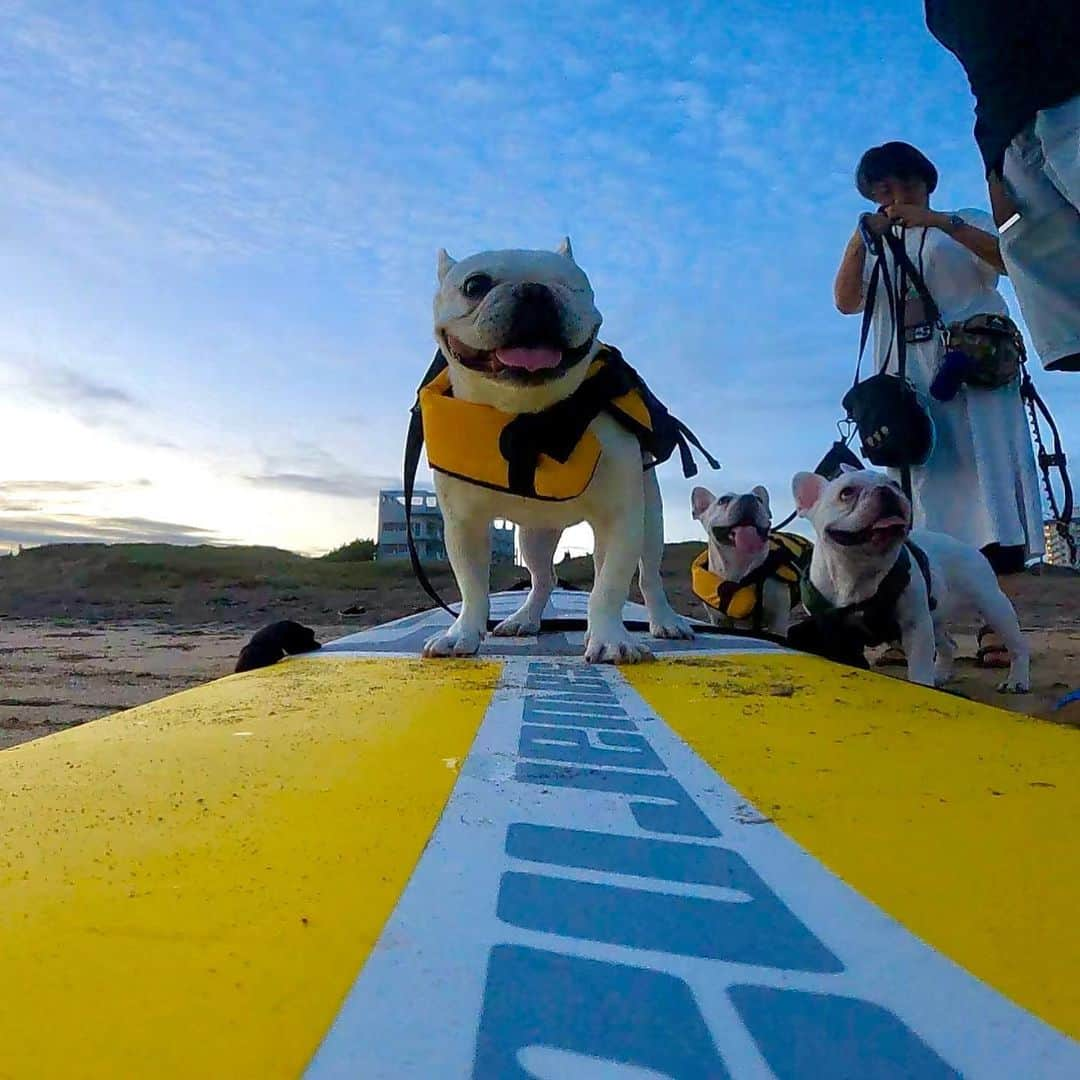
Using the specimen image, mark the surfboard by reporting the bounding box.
[1,589,1077,1078]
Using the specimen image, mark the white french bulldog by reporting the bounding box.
[690,485,797,635]
[423,239,692,663]
[793,467,1030,692]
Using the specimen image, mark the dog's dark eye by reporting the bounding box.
[462,273,494,300]
[718,495,732,504]
[839,486,856,501]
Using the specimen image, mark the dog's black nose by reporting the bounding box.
[730,494,762,525]
[877,486,906,518]
[517,282,552,303]
[507,282,563,347]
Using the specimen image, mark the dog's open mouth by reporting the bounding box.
[443,332,594,382]
[712,522,769,556]
[826,515,909,551]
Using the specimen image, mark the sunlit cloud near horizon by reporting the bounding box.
[2,1,1076,557]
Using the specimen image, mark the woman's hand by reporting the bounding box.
[883,203,938,228]
[860,211,892,237]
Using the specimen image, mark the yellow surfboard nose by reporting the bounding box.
[0,657,499,1079]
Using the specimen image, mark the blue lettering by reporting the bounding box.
[507,824,738,885]
[523,697,628,721]
[473,945,730,1079]
[515,761,720,838]
[518,725,665,772]
[497,869,841,971]
[728,985,960,1079]
[525,677,616,700]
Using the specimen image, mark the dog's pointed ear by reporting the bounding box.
[555,236,574,260]
[437,249,456,282]
[751,485,770,513]
[838,462,860,475]
[691,486,715,520]
[792,472,827,516]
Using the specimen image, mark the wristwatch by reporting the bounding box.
[943,212,965,235]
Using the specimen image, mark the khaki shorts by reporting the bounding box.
[1000,94,1080,371]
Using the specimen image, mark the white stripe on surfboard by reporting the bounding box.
[307,660,1079,1078]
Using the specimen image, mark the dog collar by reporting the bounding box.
[799,541,934,647]
[692,532,814,626]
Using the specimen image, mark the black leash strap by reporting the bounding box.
[674,419,722,476]
[403,353,458,617]
[891,233,913,500]
[863,226,940,501]
[882,227,940,329]
[906,539,936,611]
[773,433,863,531]
[850,230,914,495]
[1020,367,1076,563]
[853,238,886,387]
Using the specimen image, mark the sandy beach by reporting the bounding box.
[2,555,1076,748]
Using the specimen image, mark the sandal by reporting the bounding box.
[875,644,907,666]
[975,626,1010,669]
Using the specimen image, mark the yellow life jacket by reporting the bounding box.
[414,345,717,501]
[691,531,814,626]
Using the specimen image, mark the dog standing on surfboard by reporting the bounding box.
[413,240,716,664]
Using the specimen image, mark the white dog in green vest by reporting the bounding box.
[793,468,1029,692]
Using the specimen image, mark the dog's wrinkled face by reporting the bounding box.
[433,239,602,386]
[692,485,772,561]
[793,467,911,558]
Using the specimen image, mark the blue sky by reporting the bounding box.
[1,0,1076,556]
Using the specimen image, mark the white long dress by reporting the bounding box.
[863,209,1045,558]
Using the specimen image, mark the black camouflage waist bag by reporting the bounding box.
[944,313,1023,389]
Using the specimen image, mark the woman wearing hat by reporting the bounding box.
[834,142,1043,669]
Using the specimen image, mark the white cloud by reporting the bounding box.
[0,0,1072,562]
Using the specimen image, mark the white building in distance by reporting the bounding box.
[1043,520,1079,568]
[377,489,516,564]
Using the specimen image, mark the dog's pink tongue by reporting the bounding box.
[494,347,562,371]
[732,525,766,556]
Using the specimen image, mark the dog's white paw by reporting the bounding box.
[584,629,653,665]
[422,624,483,658]
[996,677,1030,694]
[649,612,694,640]
[491,613,541,637]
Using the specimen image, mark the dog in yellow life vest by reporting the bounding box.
[691,485,812,636]
[419,240,708,664]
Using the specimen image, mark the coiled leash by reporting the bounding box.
[1020,361,1075,563]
